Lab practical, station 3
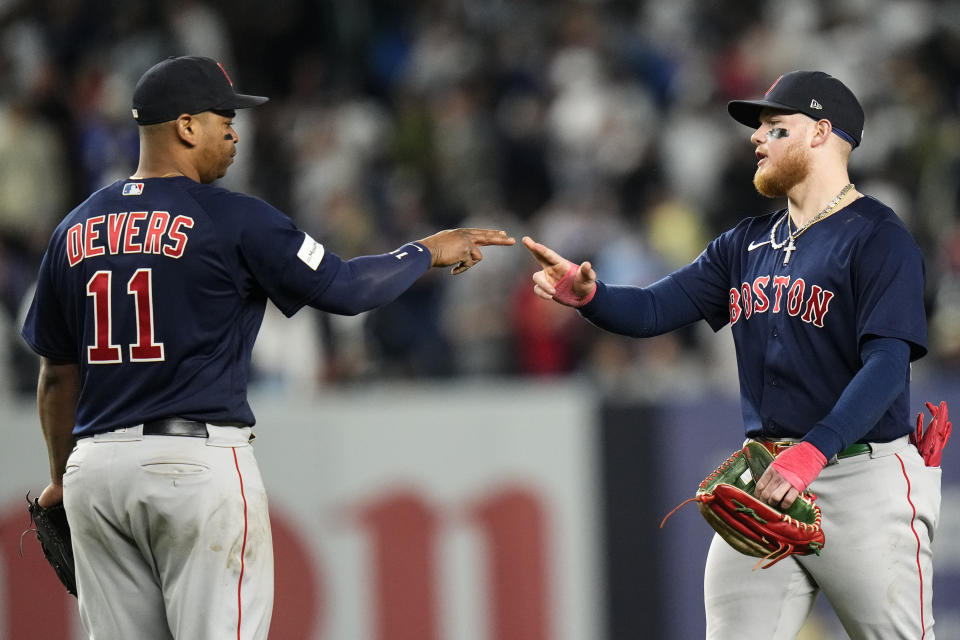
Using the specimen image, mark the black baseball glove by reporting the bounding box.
[26,497,77,596]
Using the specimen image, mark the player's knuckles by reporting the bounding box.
[533,279,555,294]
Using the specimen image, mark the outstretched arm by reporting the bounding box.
[312,228,515,316]
[522,235,703,336]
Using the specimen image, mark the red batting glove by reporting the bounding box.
[770,442,828,492]
[552,263,596,308]
[912,401,952,467]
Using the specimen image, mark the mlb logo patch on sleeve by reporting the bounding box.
[122,182,144,196]
[297,233,325,270]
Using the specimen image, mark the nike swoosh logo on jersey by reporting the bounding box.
[747,239,771,251]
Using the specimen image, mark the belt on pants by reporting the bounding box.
[755,439,871,459]
[77,418,210,439]
[143,418,208,437]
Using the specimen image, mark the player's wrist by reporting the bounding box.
[770,442,827,492]
[410,239,437,266]
[553,263,597,307]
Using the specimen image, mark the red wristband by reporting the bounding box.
[553,263,596,308]
[770,442,828,492]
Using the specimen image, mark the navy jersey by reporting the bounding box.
[670,196,927,442]
[21,176,420,435]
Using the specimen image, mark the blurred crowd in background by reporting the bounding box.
[1,0,959,400]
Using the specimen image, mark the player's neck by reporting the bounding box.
[130,162,198,181]
[131,145,200,181]
[786,173,858,228]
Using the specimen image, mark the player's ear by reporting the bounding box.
[810,119,833,148]
[173,114,198,147]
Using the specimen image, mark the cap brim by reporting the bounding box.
[228,93,269,109]
[727,99,797,128]
[209,93,269,112]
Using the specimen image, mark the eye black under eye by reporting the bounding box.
[766,127,789,139]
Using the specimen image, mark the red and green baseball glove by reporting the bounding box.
[661,442,825,569]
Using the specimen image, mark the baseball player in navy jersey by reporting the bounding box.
[524,71,942,638]
[21,55,514,639]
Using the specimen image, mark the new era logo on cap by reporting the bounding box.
[810,99,823,110]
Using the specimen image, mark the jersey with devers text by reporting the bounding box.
[21,176,395,435]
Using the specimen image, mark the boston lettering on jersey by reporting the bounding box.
[729,274,835,328]
[65,211,195,266]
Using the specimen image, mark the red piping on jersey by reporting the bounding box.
[895,453,925,639]
[233,449,249,640]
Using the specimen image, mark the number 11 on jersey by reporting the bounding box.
[86,268,165,364]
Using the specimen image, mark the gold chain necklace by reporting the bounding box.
[769,183,854,265]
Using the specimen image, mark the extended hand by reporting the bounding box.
[418,228,516,274]
[522,236,596,307]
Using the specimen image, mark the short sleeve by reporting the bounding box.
[234,200,341,316]
[853,220,927,360]
[21,237,78,361]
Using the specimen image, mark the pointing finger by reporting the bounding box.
[522,236,566,269]
[463,229,516,246]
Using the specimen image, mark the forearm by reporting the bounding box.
[579,276,703,337]
[803,337,911,459]
[37,359,81,485]
[310,242,432,315]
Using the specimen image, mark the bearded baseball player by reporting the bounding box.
[524,71,942,638]
[21,55,514,639]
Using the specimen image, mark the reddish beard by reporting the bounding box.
[753,142,810,197]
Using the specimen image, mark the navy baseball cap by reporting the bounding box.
[727,71,864,148]
[132,56,268,125]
